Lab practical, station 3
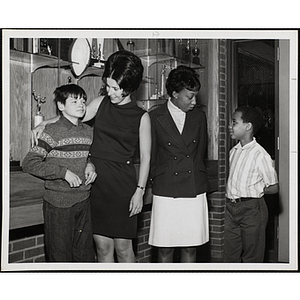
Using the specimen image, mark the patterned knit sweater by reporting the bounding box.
[22,116,93,207]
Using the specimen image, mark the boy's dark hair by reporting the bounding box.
[166,65,201,97]
[53,84,87,106]
[102,50,144,97]
[235,106,263,134]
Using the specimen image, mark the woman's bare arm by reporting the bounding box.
[31,95,104,146]
[129,112,151,217]
[82,96,104,122]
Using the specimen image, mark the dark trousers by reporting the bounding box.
[43,198,95,262]
[223,197,268,263]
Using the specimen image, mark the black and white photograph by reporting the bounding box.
[1,29,298,273]
[1,26,299,300]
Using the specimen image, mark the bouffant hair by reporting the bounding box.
[103,50,144,96]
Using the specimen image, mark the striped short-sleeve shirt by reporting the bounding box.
[226,138,278,199]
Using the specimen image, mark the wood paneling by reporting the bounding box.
[31,68,76,122]
[10,60,31,162]
[10,171,44,230]
[31,68,59,123]
[78,76,103,104]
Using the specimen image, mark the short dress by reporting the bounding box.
[90,96,145,239]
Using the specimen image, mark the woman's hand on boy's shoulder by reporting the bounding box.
[31,123,46,147]
[31,116,60,147]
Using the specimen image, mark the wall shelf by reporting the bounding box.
[136,50,205,109]
[10,50,72,73]
[140,53,205,69]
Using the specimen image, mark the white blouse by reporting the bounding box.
[167,99,186,134]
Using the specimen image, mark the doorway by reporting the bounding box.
[229,39,279,262]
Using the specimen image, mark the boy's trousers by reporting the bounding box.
[223,197,268,263]
[43,198,95,262]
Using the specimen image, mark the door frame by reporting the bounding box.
[227,39,281,262]
[276,40,291,263]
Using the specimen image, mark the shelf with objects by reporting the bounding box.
[132,39,205,111]
[10,38,106,79]
[69,38,106,80]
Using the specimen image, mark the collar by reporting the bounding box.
[234,137,256,150]
[168,99,186,115]
[110,96,135,109]
[59,115,83,130]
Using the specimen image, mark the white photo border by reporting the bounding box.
[2,28,298,272]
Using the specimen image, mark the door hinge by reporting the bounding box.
[277,137,280,150]
[277,47,280,61]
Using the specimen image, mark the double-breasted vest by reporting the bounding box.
[149,102,209,198]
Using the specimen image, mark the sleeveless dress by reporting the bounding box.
[90,96,145,239]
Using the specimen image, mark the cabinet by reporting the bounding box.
[118,39,205,111]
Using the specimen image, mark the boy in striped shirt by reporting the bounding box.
[224,106,278,263]
[23,84,97,262]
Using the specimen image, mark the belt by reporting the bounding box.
[91,153,132,165]
[226,197,255,203]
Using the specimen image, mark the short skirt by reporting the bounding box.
[148,193,209,247]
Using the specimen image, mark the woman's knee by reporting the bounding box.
[181,247,196,256]
[115,239,135,262]
[93,235,113,256]
[158,247,174,257]
[115,239,133,256]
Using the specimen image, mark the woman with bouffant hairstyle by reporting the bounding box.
[32,50,151,263]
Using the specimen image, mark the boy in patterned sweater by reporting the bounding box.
[22,84,97,262]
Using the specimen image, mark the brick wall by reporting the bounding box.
[135,203,153,263]
[206,39,227,262]
[9,232,46,263]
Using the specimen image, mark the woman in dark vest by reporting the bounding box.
[149,66,209,263]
